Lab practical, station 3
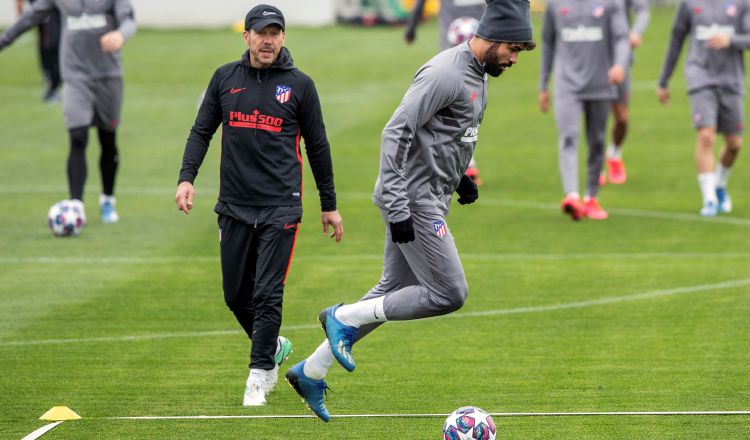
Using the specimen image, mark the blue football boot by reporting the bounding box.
[319,304,358,372]
[285,361,331,422]
[716,187,732,213]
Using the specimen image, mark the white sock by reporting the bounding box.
[715,163,732,188]
[303,340,334,380]
[99,194,115,206]
[566,191,581,200]
[335,297,387,327]
[697,172,717,203]
[607,144,622,160]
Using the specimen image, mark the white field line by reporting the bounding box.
[2,186,749,226]
[2,252,749,265]
[20,422,63,440]
[480,198,750,226]
[109,411,750,420]
[2,278,749,348]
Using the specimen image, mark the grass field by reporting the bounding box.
[2,7,750,439]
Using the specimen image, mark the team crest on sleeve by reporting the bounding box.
[275,85,292,103]
[726,2,738,17]
[433,220,447,238]
[592,3,605,17]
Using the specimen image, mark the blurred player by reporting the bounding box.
[539,0,630,220]
[15,0,62,102]
[405,0,487,184]
[175,5,343,407]
[601,0,650,185]
[657,0,750,217]
[0,0,136,223]
[285,0,535,422]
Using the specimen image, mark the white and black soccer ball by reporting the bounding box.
[48,199,86,237]
[443,406,497,440]
[446,17,480,47]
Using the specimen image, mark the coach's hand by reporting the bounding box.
[322,210,344,243]
[389,217,415,244]
[175,181,195,214]
[456,174,478,205]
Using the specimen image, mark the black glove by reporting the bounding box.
[389,217,415,244]
[456,174,478,205]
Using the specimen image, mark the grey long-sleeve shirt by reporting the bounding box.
[373,43,487,223]
[658,0,750,95]
[626,0,650,36]
[0,0,136,82]
[539,0,631,100]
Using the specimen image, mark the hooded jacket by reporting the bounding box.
[179,47,336,212]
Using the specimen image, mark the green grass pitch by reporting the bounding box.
[1,7,749,439]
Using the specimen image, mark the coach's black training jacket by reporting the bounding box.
[179,48,336,211]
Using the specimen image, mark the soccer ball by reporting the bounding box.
[48,200,86,237]
[446,17,480,47]
[443,406,497,440]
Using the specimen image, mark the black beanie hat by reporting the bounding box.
[475,0,533,43]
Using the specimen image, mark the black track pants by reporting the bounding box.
[218,206,301,370]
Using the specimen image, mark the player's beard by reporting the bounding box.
[483,44,512,77]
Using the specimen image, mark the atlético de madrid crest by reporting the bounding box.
[726,1,738,16]
[275,85,292,104]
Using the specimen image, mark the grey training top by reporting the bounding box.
[373,43,487,223]
[539,0,631,99]
[439,0,487,50]
[658,0,750,95]
[0,0,136,82]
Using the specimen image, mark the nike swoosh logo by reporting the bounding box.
[337,340,353,365]
[230,87,246,95]
[283,223,297,230]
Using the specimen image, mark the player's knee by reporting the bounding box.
[69,127,88,151]
[442,279,468,313]
[697,129,716,148]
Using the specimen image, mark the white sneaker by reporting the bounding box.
[263,364,279,394]
[243,379,266,406]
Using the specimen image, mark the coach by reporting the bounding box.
[174,4,343,407]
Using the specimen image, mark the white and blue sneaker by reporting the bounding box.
[264,336,293,394]
[700,200,718,217]
[99,194,119,223]
[285,361,331,422]
[319,304,358,372]
[716,187,732,213]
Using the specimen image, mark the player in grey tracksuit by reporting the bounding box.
[405,0,489,184]
[657,0,750,217]
[285,0,536,422]
[539,0,630,221]
[602,0,650,185]
[0,0,136,223]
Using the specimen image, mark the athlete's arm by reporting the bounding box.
[657,1,690,91]
[298,77,342,241]
[101,0,137,53]
[0,0,54,51]
[404,0,428,44]
[630,0,650,47]
[609,0,631,83]
[379,65,460,223]
[178,70,223,198]
[723,2,750,49]
[538,1,556,112]
[538,1,556,97]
